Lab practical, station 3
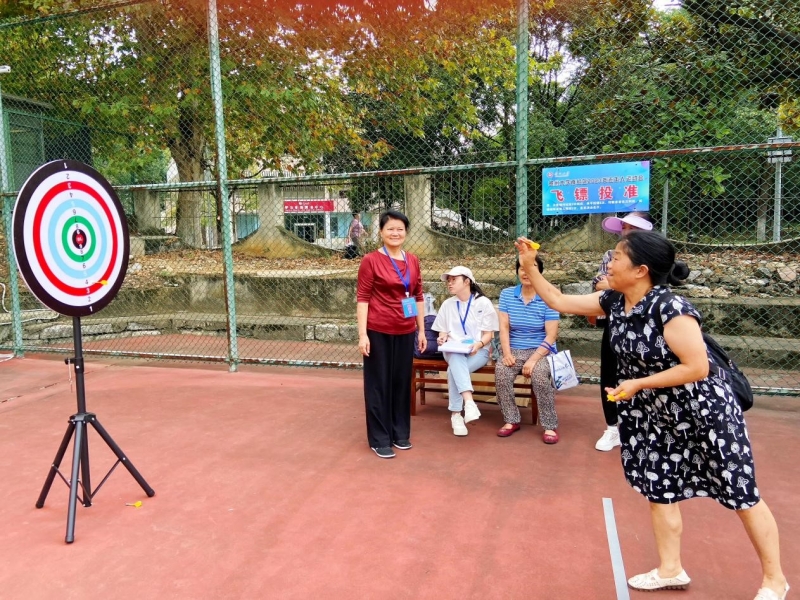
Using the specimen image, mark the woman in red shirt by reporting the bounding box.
[357,210,426,459]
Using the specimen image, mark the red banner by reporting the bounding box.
[283,200,334,213]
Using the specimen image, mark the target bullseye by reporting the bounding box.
[72,228,87,249]
[12,160,129,317]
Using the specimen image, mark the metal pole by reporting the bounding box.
[207,0,239,372]
[774,161,782,243]
[0,69,24,356]
[515,0,529,238]
[773,127,783,243]
[661,177,669,235]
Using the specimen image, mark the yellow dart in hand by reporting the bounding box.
[528,241,540,249]
[606,391,628,402]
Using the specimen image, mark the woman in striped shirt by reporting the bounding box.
[495,256,561,443]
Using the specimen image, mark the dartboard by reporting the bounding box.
[12,160,129,317]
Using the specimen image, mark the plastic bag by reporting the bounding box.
[547,349,580,391]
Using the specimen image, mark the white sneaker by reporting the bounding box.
[451,413,468,436]
[463,400,481,423]
[595,428,621,451]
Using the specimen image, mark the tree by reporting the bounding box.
[2,0,530,247]
[525,0,792,240]
[0,1,404,245]
[322,1,525,238]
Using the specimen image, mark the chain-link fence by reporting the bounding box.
[1,0,799,393]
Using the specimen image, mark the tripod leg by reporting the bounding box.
[79,425,92,508]
[65,420,85,544]
[90,417,155,497]
[36,422,76,509]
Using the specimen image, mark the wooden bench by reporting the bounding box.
[411,357,539,424]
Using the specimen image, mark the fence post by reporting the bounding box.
[515,0,529,239]
[662,178,669,235]
[207,0,239,372]
[773,127,784,243]
[0,77,24,357]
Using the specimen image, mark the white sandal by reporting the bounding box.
[754,583,790,600]
[628,568,691,591]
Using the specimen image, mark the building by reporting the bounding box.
[0,93,92,190]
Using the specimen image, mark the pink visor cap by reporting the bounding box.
[602,214,653,234]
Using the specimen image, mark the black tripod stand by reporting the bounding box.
[36,315,155,543]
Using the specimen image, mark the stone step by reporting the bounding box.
[3,311,795,371]
[8,274,800,337]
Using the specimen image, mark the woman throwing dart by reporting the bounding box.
[514,233,788,600]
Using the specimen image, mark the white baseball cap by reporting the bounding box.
[602,214,653,234]
[441,266,475,283]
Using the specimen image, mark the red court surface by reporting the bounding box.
[0,355,797,600]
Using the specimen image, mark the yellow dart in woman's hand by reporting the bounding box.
[607,391,628,402]
[528,241,540,249]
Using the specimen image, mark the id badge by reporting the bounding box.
[401,297,418,318]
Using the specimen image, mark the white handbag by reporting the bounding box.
[547,349,580,391]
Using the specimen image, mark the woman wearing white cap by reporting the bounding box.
[593,212,654,452]
[431,266,499,436]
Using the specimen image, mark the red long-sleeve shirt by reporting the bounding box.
[356,250,424,335]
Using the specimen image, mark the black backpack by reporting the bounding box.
[414,314,444,360]
[653,291,754,411]
[701,333,754,411]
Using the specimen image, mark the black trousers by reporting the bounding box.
[599,318,619,426]
[363,329,416,448]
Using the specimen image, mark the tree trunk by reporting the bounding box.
[168,103,207,249]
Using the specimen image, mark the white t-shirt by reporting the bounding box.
[432,294,499,343]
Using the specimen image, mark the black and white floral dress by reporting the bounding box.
[599,286,760,510]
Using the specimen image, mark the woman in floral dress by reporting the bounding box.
[514,231,788,600]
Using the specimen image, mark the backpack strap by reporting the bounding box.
[650,290,730,381]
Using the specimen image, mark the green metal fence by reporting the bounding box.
[1,0,799,393]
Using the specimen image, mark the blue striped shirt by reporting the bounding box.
[498,285,560,350]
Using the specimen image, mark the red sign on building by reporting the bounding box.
[283,200,334,213]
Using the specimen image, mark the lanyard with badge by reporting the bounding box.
[456,295,474,344]
[384,247,418,318]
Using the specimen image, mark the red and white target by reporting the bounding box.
[12,160,129,317]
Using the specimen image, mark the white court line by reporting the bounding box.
[603,497,631,600]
